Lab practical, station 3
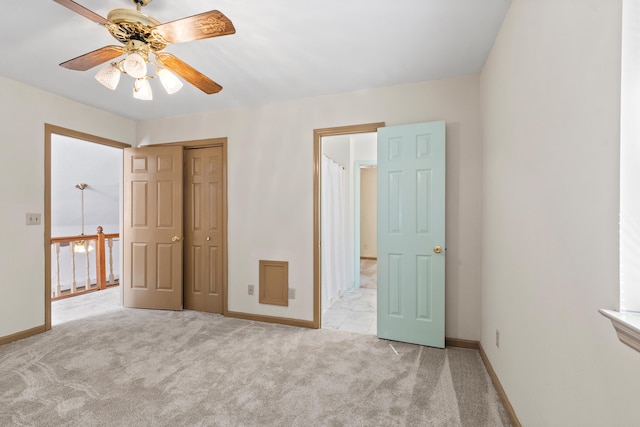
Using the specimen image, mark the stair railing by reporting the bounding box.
[51,226,119,300]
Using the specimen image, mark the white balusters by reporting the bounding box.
[108,237,115,284]
[54,242,61,298]
[70,243,77,294]
[51,228,119,300]
[83,241,92,289]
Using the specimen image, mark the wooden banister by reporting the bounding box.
[96,226,106,290]
[50,225,120,300]
[51,235,98,244]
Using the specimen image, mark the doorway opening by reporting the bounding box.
[312,122,384,333]
[45,124,130,330]
[358,163,378,297]
[322,157,378,334]
[315,121,446,347]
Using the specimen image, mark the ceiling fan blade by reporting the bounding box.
[155,52,222,94]
[52,0,109,25]
[60,46,126,71]
[154,10,235,44]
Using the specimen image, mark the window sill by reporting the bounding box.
[599,309,640,353]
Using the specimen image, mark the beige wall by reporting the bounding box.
[137,75,484,340]
[360,167,377,258]
[0,75,135,338]
[0,73,483,342]
[480,0,640,424]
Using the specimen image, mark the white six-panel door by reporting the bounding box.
[377,121,446,348]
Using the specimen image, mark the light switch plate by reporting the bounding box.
[26,213,41,225]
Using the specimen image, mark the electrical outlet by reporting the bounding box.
[25,213,41,225]
[496,329,500,348]
[288,288,295,299]
[248,284,254,296]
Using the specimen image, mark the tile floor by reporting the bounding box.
[322,259,377,335]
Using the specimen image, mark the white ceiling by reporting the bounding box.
[0,0,511,121]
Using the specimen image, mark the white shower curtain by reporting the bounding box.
[322,155,348,312]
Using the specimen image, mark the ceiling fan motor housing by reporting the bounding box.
[132,0,152,7]
[106,9,167,51]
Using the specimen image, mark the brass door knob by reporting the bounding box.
[206,237,211,241]
[433,245,442,254]
[172,236,181,242]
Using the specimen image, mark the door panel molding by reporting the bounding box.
[313,122,385,329]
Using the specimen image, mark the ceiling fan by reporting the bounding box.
[53,0,235,99]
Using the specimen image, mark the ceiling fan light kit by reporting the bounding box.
[157,67,183,94]
[53,0,235,100]
[123,53,148,79]
[133,78,153,100]
[95,63,121,90]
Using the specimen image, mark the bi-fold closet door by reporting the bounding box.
[122,145,224,313]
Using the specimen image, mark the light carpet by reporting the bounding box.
[0,288,511,426]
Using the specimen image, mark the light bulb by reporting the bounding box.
[157,68,183,94]
[133,78,153,100]
[95,63,121,90]
[73,241,94,253]
[123,52,147,79]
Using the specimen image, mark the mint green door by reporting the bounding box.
[377,121,446,348]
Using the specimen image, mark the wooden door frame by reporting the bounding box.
[44,124,130,331]
[144,138,229,314]
[312,122,384,329]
